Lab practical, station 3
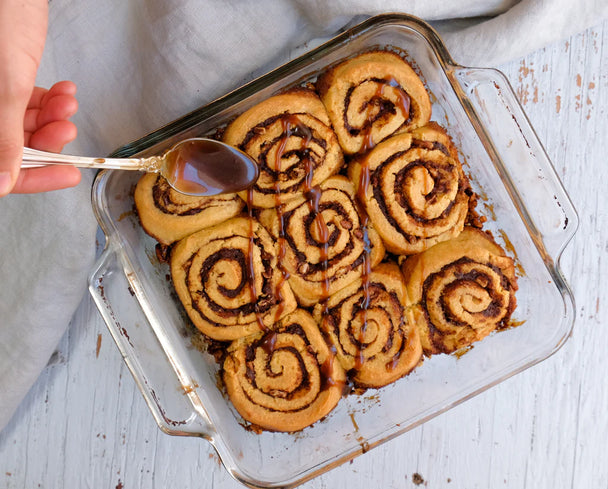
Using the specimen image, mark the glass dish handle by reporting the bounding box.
[452,67,579,262]
[89,245,212,437]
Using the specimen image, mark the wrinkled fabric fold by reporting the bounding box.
[438,0,608,66]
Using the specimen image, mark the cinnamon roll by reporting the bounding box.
[317,50,432,155]
[349,123,470,255]
[258,176,385,307]
[170,216,297,341]
[401,227,518,355]
[313,263,422,389]
[222,88,344,208]
[223,309,346,432]
[134,172,244,245]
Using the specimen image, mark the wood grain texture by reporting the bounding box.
[1,21,606,489]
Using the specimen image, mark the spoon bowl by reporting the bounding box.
[21,138,259,197]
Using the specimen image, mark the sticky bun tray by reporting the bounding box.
[89,14,577,488]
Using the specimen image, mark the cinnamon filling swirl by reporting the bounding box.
[223,309,346,432]
[223,88,344,208]
[170,217,297,341]
[349,123,471,255]
[402,227,518,355]
[313,263,422,388]
[317,51,432,154]
[134,173,244,245]
[258,176,384,307]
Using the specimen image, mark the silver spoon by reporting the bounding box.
[21,138,259,196]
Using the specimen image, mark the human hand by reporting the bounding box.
[0,0,80,197]
[15,81,80,194]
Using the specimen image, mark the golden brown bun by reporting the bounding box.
[401,227,518,355]
[313,262,422,388]
[317,51,431,155]
[223,309,346,432]
[258,175,385,306]
[222,88,344,208]
[134,172,244,245]
[349,123,470,255]
[170,216,297,341]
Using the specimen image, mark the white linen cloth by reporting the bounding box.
[1,0,606,432]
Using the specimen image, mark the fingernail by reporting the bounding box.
[0,171,13,196]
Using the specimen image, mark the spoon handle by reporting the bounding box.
[21,147,161,171]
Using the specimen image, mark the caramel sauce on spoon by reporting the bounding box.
[162,138,259,196]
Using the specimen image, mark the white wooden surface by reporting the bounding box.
[1,21,606,489]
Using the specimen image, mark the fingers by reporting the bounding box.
[11,165,82,194]
[24,94,78,133]
[19,83,80,193]
[18,117,79,193]
[0,80,79,197]
[27,80,76,109]
[24,81,78,149]
[24,81,78,136]
[26,119,78,152]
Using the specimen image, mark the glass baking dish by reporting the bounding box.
[89,13,578,488]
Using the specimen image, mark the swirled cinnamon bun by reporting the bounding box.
[401,227,518,355]
[349,123,470,255]
[134,172,244,245]
[222,88,344,208]
[170,217,297,341]
[258,176,385,307]
[316,50,432,155]
[312,263,422,389]
[223,309,346,432]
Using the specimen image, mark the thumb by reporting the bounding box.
[0,94,27,197]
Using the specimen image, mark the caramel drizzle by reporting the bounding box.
[358,77,411,153]
[308,180,338,388]
[245,115,305,351]
[297,124,329,307]
[355,155,372,370]
[274,114,331,310]
[351,80,408,369]
[347,78,411,370]
[279,115,339,390]
[354,82,389,334]
[246,188,267,333]
[260,115,328,361]
[386,77,411,122]
[241,114,342,392]
[386,291,407,372]
[304,184,331,305]
[271,117,293,327]
[320,343,340,389]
